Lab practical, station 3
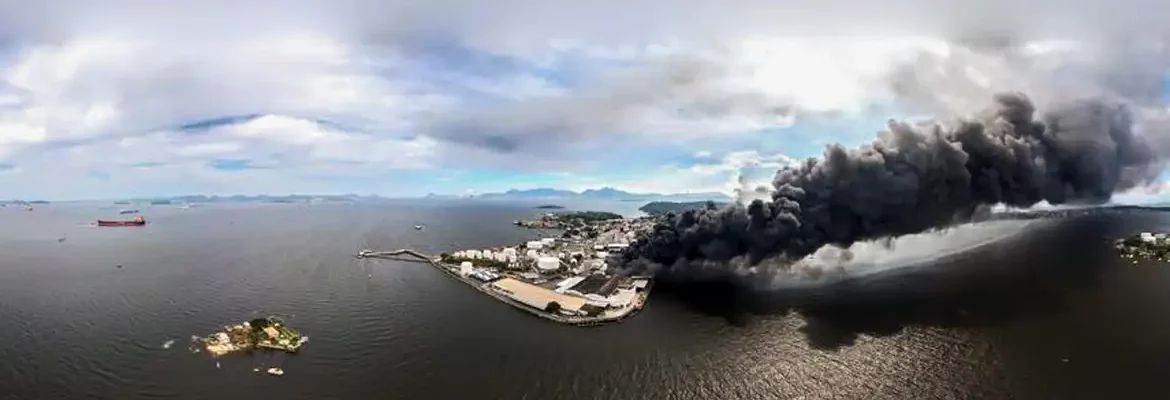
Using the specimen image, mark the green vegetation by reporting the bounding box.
[579,303,605,317]
[639,201,726,216]
[439,254,510,270]
[555,211,622,223]
[1116,233,1170,261]
[202,316,304,356]
[545,301,562,313]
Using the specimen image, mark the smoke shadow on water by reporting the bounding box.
[653,215,1126,350]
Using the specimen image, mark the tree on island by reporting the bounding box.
[545,301,562,313]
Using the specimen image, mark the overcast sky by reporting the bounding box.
[1,0,1169,200]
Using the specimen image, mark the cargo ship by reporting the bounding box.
[97,216,146,227]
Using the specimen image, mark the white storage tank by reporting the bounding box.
[459,261,473,276]
[536,256,560,272]
[526,241,543,250]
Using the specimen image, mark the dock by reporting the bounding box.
[356,248,651,326]
[355,249,438,263]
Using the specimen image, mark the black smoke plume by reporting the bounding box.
[621,92,1166,279]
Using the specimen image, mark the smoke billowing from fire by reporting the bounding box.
[621,92,1168,280]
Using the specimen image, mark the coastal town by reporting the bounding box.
[363,210,658,325]
[1115,231,1170,262]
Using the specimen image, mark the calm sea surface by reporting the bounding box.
[3,201,1170,400]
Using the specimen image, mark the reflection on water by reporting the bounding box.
[3,203,1170,399]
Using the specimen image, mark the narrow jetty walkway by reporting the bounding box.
[355,249,437,263]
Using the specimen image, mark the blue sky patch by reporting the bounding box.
[208,158,261,171]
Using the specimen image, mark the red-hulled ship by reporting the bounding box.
[97,215,146,227]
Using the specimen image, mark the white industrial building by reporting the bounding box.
[526,240,543,250]
[540,238,556,247]
[494,253,508,262]
[584,259,604,272]
[502,247,517,258]
[607,289,636,308]
[1142,232,1156,242]
[536,256,560,273]
[526,249,539,259]
[482,250,494,260]
[459,261,473,276]
[606,243,629,251]
[466,250,483,259]
[554,276,586,293]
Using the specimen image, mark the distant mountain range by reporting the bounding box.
[119,194,375,204]
[466,187,732,202]
[98,188,731,204]
[0,199,50,205]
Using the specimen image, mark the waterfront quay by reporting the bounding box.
[359,215,657,326]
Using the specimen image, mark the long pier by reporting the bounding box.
[356,248,651,327]
[355,249,437,263]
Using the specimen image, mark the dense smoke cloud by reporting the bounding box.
[621,92,1168,279]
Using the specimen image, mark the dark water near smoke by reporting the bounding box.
[3,201,1170,400]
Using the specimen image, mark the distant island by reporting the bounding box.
[0,199,50,205]
[474,187,731,202]
[535,204,565,210]
[639,201,728,216]
[115,194,373,205]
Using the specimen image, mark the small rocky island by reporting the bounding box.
[1114,232,1170,261]
[197,316,307,357]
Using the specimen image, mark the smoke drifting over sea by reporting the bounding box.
[622,92,1170,281]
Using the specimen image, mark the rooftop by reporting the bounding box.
[492,278,588,312]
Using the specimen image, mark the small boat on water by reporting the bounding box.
[119,209,139,214]
[97,216,146,227]
[266,367,284,376]
[415,224,424,230]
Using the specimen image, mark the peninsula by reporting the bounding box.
[514,210,623,229]
[638,200,727,216]
[360,213,656,325]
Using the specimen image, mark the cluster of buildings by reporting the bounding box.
[439,215,658,319]
[1116,232,1170,262]
[1138,232,1168,243]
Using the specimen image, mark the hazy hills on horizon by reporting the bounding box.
[17,186,732,204]
[445,187,733,202]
